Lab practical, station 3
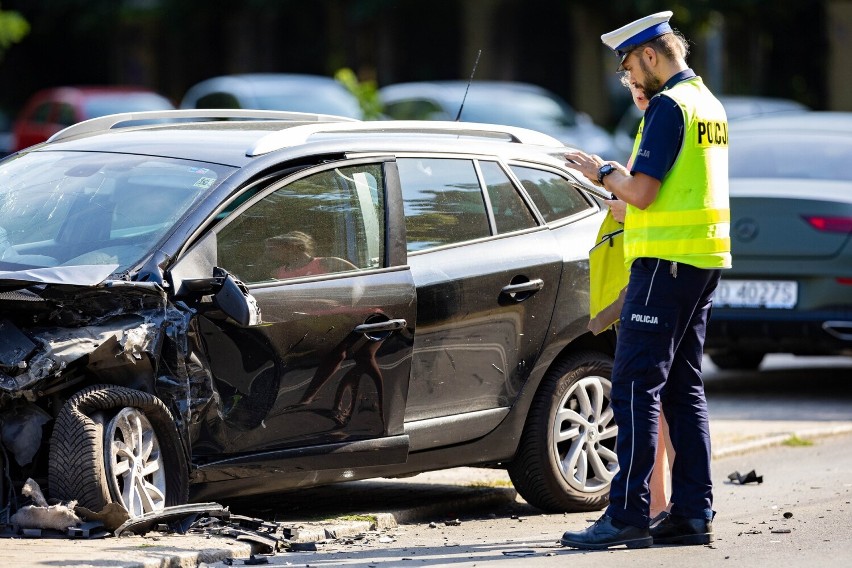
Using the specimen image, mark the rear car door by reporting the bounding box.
[184,158,415,464]
[396,156,562,447]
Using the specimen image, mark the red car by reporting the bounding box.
[11,86,174,151]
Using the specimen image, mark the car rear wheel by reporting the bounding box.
[508,351,617,512]
[709,351,765,370]
[49,385,188,517]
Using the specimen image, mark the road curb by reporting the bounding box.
[286,486,518,542]
[712,423,852,459]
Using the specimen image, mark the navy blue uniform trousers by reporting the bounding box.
[605,257,721,528]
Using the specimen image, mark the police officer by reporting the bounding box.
[560,11,731,549]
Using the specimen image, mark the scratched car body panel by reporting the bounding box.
[0,110,617,519]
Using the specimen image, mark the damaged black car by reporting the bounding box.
[0,110,617,521]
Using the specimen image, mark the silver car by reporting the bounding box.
[379,80,619,160]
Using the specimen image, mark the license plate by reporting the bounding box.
[715,279,797,309]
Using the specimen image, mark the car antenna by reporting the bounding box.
[455,49,482,122]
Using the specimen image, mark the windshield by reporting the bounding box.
[0,152,234,275]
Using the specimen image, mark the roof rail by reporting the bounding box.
[248,120,564,156]
[47,109,359,144]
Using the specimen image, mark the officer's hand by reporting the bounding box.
[604,199,626,223]
[564,150,605,185]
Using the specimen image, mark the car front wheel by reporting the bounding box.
[508,351,617,512]
[49,385,188,517]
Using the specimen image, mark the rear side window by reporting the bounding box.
[217,163,385,283]
[397,158,490,252]
[478,161,537,233]
[511,165,591,222]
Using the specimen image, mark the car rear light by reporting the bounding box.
[838,278,852,286]
[803,215,852,233]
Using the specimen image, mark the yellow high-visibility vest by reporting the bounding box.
[623,76,732,269]
[588,119,644,335]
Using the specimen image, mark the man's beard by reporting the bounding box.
[638,57,664,97]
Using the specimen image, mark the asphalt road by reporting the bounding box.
[703,354,852,422]
[245,429,852,567]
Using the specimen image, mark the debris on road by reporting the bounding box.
[7,478,80,531]
[728,469,764,484]
[503,549,537,557]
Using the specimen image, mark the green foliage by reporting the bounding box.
[782,434,814,447]
[0,6,29,56]
[335,67,383,120]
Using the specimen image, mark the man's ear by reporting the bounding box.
[642,46,657,67]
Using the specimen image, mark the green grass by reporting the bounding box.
[334,514,378,524]
[467,479,515,488]
[782,434,813,447]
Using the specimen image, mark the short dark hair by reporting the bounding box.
[646,30,690,61]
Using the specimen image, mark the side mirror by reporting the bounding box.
[168,232,260,326]
[211,269,261,327]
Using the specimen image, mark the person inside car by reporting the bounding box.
[265,230,357,280]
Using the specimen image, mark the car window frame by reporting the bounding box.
[473,159,540,235]
[389,151,549,256]
[203,156,406,288]
[504,159,599,228]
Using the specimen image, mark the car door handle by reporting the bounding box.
[354,318,407,335]
[501,279,544,296]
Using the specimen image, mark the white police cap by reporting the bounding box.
[601,11,674,69]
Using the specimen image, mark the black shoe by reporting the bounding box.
[560,514,652,550]
[650,513,714,545]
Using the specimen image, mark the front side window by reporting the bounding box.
[397,158,490,252]
[216,163,385,284]
[511,165,591,223]
[0,152,232,273]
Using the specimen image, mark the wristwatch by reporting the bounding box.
[597,163,615,185]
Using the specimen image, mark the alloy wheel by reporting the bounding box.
[104,407,167,517]
[552,375,618,492]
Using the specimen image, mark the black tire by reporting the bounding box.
[709,351,764,370]
[508,351,617,512]
[48,385,188,514]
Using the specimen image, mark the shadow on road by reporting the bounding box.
[704,354,852,421]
